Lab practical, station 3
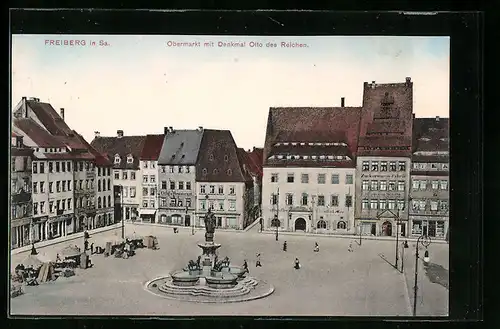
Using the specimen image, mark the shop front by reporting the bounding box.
[410,216,447,239]
[48,214,72,239]
[139,209,157,223]
[11,217,31,249]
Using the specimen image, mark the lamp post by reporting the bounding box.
[273,188,280,241]
[358,221,362,246]
[413,234,431,316]
[118,184,124,239]
[401,240,409,273]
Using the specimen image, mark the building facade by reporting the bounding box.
[138,134,165,223]
[157,127,203,226]
[409,117,449,239]
[195,129,253,230]
[262,104,361,234]
[237,147,264,226]
[73,159,96,231]
[10,134,33,249]
[354,78,414,237]
[91,130,146,223]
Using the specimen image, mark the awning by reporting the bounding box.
[139,209,157,216]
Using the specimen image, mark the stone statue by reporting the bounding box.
[196,256,201,269]
[222,256,230,267]
[203,208,216,242]
[186,260,197,271]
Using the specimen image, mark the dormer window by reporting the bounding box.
[127,155,133,164]
[291,142,297,146]
[213,169,218,174]
[308,143,314,146]
[311,155,317,160]
[209,154,214,161]
[319,155,326,160]
[327,155,334,160]
[303,155,309,159]
[283,142,289,146]
[419,137,431,141]
[277,155,284,159]
[114,155,121,164]
[224,155,229,161]
[202,168,207,175]
[440,137,449,142]
[286,155,292,160]
[227,169,232,175]
[300,142,305,146]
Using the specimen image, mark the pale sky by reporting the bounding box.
[11,35,449,150]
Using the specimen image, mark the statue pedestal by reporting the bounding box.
[198,241,221,277]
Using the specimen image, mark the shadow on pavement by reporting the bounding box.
[378,253,398,271]
[423,263,449,290]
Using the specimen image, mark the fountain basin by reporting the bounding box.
[221,266,247,279]
[171,271,200,286]
[206,272,238,289]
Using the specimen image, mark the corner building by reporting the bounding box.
[354,78,413,237]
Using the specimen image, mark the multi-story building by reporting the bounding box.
[10,133,33,249]
[354,78,414,237]
[195,129,254,230]
[138,134,165,223]
[13,118,76,241]
[91,130,145,222]
[262,103,361,233]
[77,132,114,228]
[157,127,203,226]
[409,117,449,239]
[237,147,264,224]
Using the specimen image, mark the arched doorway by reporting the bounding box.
[382,221,392,236]
[295,218,306,231]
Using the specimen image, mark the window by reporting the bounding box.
[380,181,387,191]
[160,198,167,207]
[33,202,38,215]
[418,200,426,210]
[440,180,448,190]
[143,187,148,196]
[317,195,325,206]
[397,200,405,210]
[40,201,45,213]
[362,180,369,191]
[186,166,190,173]
[176,181,183,190]
[55,162,60,172]
[79,180,83,190]
[218,201,224,211]
[186,198,191,208]
[380,161,388,171]
[62,162,66,172]
[143,175,148,183]
[379,200,386,209]
[48,162,53,173]
[209,185,215,194]
[98,197,102,208]
[143,200,148,207]
[317,174,326,184]
[200,185,206,194]
[49,182,53,193]
[362,199,369,209]
[130,187,136,198]
[186,182,191,190]
[370,180,378,191]
[202,168,207,175]
[151,188,156,196]
[229,200,236,211]
[431,180,439,189]
[286,193,293,205]
[32,162,38,173]
[331,195,339,206]
[371,161,379,171]
[317,220,327,229]
[218,185,224,194]
[301,193,308,206]
[39,162,45,173]
[271,194,278,205]
[200,200,206,210]
[229,186,235,195]
[345,195,352,207]
[161,181,167,189]
[398,161,406,171]
[114,155,121,164]
[107,179,111,190]
[160,165,166,173]
[121,171,127,180]
[362,161,369,171]
[440,200,448,211]
[419,180,427,190]
[301,174,309,184]
[98,180,101,192]
[170,198,177,207]
[397,181,405,191]
[346,174,353,184]
[271,173,279,183]
[442,163,449,170]
[150,200,155,208]
[130,171,136,180]
[56,181,61,192]
[143,161,148,168]
[412,179,419,189]
[170,181,176,190]
[122,187,128,197]
[388,181,396,191]
[33,182,38,194]
[287,173,295,183]
[331,174,339,184]
[370,200,378,210]
[67,180,71,191]
[127,156,133,164]
[150,175,156,183]
[337,221,347,229]
[389,161,397,171]
[62,181,67,192]
[49,201,54,213]
[178,166,183,174]
[388,200,396,210]
[114,171,120,179]
[430,201,438,211]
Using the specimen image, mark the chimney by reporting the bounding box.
[22,97,28,118]
[94,131,100,138]
[117,130,124,138]
[406,77,411,83]
[198,126,203,132]
[164,127,169,135]
[413,113,415,119]
[60,108,65,120]
[341,97,345,107]
[371,81,376,89]
[436,116,440,122]
[168,126,173,133]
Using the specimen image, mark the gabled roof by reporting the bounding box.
[13,118,66,148]
[91,135,146,169]
[74,132,112,166]
[236,148,262,180]
[245,147,264,178]
[158,129,203,165]
[140,134,165,161]
[196,129,251,183]
[263,107,362,166]
[411,117,449,163]
[25,100,73,136]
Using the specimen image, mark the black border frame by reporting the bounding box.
[6,8,483,328]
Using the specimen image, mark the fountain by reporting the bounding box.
[145,209,274,303]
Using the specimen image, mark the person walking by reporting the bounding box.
[84,239,89,251]
[348,241,353,252]
[294,258,301,269]
[90,243,94,255]
[259,218,263,232]
[243,260,249,273]
[255,253,262,267]
[283,241,287,252]
[314,242,319,252]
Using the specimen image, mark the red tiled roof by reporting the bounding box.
[74,132,112,166]
[358,136,412,147]
[11,148,34,157]
[246,147,263,178]
[264,107,362,166]
[412,154,449,163]
[12,131,19,137]
[412,118,449,154]
[264,159,355,168]
[140,134,165,160]
[268,145,351,157]
[13,118,66,147]
[26,100,73,136]
[196,129,251,183]
[36,152,95,160]
[91,135,146,169]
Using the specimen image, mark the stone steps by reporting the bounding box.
[158,277,261,298]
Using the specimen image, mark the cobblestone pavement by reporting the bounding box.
[10,224,448,317]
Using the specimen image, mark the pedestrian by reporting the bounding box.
[84,239,89,251]
[256,253,262,267]
[84,230,90,240]
[90,243,94,254]
[314,242,319,252]
[259,218,263,232]
[294,258,301,270]
[56,253,61,262]
[283,241,287,252]
[243,260,249,273]
[348,241,353,252]
[30,243,38,255]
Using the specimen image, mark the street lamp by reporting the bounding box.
[401,240,409,273]
[272,188,280,241]
[117,184,124,239]
[358,222,362,246]
[413,234,431,316]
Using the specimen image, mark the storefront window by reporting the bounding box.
[436,221,445,237]
[428,221,437,237]
[227,217,238,229]
[412,221,422,235]
[172,215,183,225]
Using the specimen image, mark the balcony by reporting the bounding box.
[11,191,31,204]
